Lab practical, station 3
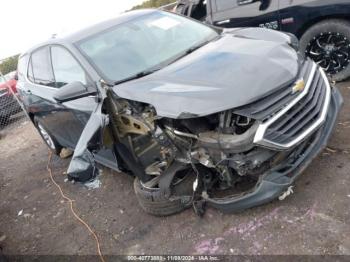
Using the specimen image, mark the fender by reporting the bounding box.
[279,1,350,37]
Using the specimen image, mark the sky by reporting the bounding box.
[0,0,145,60]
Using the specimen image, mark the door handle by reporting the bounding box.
[238,0,254,6]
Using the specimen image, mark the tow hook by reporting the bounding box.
[278,186,294,201]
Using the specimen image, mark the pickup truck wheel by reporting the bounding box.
[133,172,195,216]
[300,19,350,82]
[34,117,62,155]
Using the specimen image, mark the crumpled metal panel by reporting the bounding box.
[67,109,108,182]
[66,84,108,182]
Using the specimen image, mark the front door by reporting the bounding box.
[25,45,98,149]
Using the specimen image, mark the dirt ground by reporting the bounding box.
[1,82,350,258]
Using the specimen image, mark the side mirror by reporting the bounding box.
[14,73,18,81]
[54,81,97,103]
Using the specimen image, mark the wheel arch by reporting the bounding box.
[296,15,350,38]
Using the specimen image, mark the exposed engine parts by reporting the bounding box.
[106,95,284,216]
[115,114,152,137]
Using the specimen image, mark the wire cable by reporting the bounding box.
[46,151,105,262]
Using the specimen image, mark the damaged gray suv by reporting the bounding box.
[17,10,343,216]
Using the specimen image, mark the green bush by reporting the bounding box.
[0,55,19,75]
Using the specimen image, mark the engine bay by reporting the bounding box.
[105,92,288,215]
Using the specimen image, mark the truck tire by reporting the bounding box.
[300,19,350,82]
[34,117,62,155]
[133,173,195,216]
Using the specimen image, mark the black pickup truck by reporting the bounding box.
[176,0,350,81]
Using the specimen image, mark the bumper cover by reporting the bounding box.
[205,87,343,213]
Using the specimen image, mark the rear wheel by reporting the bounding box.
[34,117,62,155]
[300,19,350,82]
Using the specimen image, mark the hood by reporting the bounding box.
[113,29,299,119]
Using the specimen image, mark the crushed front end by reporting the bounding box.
[107,59,342,215]
[198,60,342,212]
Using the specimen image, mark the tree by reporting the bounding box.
[0,55,19,75]
[131,0,176,10]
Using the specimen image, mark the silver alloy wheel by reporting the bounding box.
[37,123,56,150]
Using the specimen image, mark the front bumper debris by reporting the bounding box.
[204,87,343,213]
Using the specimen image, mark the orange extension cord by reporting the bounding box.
[46,151,105,262]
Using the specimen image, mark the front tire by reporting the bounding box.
[300,19,350,82]
[133,173,195,216]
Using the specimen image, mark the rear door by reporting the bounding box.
[25,46,63,138]
[210,0,280,30]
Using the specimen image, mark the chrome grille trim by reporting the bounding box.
[254,63,331,150]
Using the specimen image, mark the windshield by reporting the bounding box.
[78,11,218,83]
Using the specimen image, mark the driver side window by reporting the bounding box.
[51,46,88,88]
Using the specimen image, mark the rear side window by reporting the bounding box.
[29,47,55,87]
[51,46,87,88]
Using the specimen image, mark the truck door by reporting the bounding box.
[210,0,280,30]
[278,0,314,35]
